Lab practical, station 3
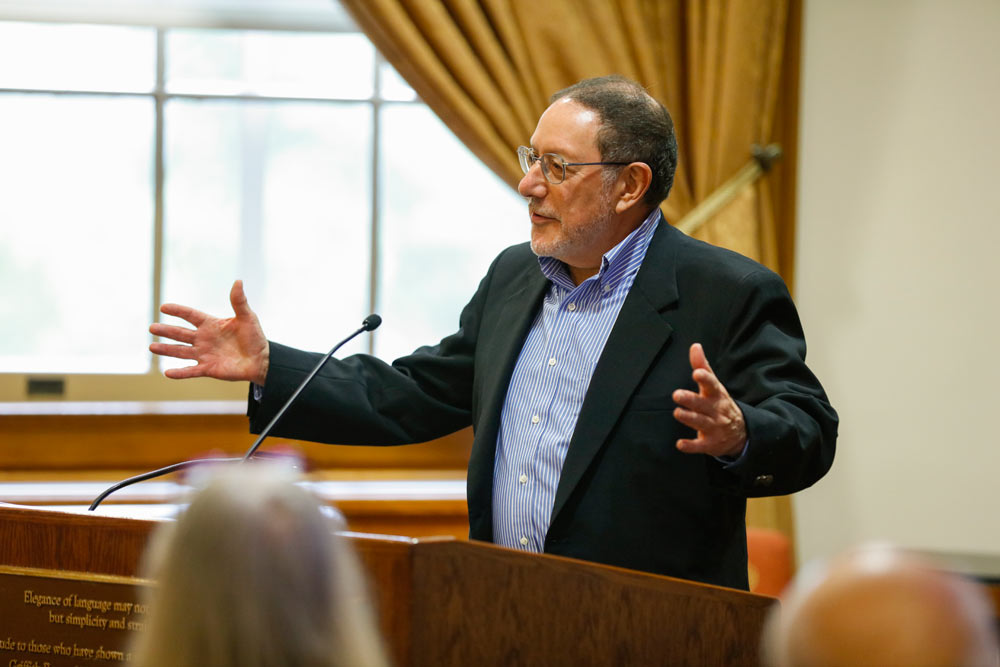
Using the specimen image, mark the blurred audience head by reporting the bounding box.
[131,461,389,667]
[762,542,999,667]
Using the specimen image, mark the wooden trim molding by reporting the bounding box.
[0,402,473,471]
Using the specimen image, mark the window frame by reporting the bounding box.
[0,8,425,402]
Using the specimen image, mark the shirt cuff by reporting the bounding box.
[715,440,750,467]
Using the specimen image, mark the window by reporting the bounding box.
[0,3,527,401]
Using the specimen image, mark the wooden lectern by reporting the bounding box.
[0,503,774,666]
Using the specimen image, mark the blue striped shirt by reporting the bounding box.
[492,209,661,551]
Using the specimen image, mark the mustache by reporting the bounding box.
[528,198,558,220]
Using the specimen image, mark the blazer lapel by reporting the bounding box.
[466,260,548,533]
[476,267,549,438]
[549,221,681,523]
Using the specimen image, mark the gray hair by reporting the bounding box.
[551,75,679,207]
[131,463,389,667]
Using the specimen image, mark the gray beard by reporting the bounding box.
[529,185,617,260]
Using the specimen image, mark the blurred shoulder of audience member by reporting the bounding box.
[762,542,1000,667]
[131,461,390,667]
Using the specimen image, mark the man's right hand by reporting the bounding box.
[149,279,270,385]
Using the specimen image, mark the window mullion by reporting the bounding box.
[367,55,382,356]
[150,27,166,374]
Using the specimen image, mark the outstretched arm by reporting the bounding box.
[149,280,270,385]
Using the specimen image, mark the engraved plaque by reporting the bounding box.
[0,565,151,666]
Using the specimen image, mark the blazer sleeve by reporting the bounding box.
[712,268,838,496]
[246,250,508,446]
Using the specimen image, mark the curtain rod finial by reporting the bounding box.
[752,144,783,172]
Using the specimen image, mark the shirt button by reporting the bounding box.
[603,284,612,293]
[567,302,577,311]
[548,357,556,366]
[520,536,529,546]
[519,474,528,484]
[531,415,540,424]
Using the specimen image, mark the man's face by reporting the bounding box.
[518,99,620,274]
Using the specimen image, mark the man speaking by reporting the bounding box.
[150,75,837,590]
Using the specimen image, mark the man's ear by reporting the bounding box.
[614,162,653,213]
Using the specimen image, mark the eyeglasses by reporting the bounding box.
[517,146,629,184]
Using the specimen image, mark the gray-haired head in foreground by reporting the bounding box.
[130,462,389,667]
[550,74,678,208]
[761,542,1000,667]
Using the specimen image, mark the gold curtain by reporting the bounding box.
[341,0,802,542]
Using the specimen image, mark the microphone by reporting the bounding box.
[241,314,381,461]
[88,314,382,511]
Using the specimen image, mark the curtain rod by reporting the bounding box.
[675,144,783,236]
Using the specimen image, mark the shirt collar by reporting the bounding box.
[538,207,662,291]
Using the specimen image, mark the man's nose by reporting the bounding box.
[517,163,547,198]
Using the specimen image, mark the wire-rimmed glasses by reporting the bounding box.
[517,145,629,184]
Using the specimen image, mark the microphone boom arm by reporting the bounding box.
[242,315,380,461]
[88,458,238,511]
[87,314,381,511]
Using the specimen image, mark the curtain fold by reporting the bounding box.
[341,0,801,540]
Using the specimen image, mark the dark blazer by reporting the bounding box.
[249,220,837,589]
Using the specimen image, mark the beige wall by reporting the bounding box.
[794,0,1000,563]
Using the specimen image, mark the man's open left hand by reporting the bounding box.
[672,343,747,457]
